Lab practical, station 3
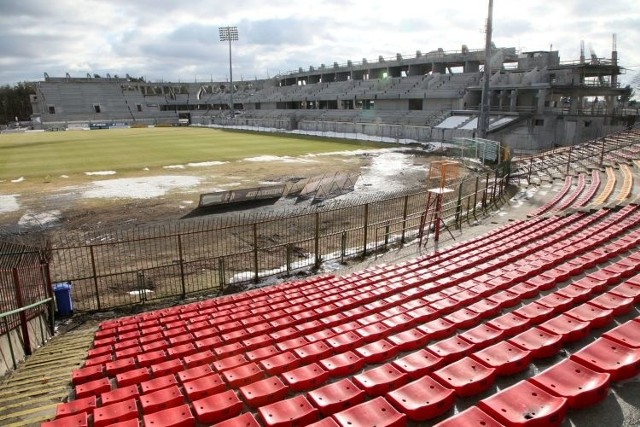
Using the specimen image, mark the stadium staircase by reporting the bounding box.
[3,125,638,427]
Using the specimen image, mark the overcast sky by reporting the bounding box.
[1,0,638,87]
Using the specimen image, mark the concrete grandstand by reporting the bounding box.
[30,44,634,153]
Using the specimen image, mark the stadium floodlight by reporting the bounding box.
[219,26,239,118]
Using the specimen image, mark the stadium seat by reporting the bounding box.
[245,345,279,362]
[326,331,364,352]
[259,351,301,375]
[214,354,249,372]
[471,340,532,376]
[431,406,504,427]
[239,376,289,408]
[417,318,456,340]
[512,302,555,324]
[140,384,185,415]
[142,403,195,427]
[213,342,245,358]
[192,390,243,424]
[293,340,333,363]
[478,381,568,427]
[307,378,367,416]
[354,338,399,363]
[570,337,640,381]
[385,375,455,421]
[459,324,505,349]
[258,395,319,427]
[55,396,96,418]
[177,364,214,384]
[332,396,407,427]
[75,377,111,399]
[486,312,531,336]
[538,314,591,343]
[71,365,104,386]
[603,319,640,348]
[432,356,497,397]
[93,398,138,427]
[387,328,429,351]
[529,358,610,409]
[221,361,264,388]
[392,349,445,379]
[137,350,167,368]
[319,350,365,377]
[141,374,179,395]
[41,412,88,427]
[564,303,614,329]
[427,336,476,364]
[210,412,260,427]
[183,373,226,401]
[116,367,152,388]
[508,327,563,359]
[101,384,140,406]
[589,292,635,316]
[282,362,329,391]
[353,363,408,396]
[105,357,136,376]
[151,359,184,377]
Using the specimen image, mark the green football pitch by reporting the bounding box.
[0,127,387,181]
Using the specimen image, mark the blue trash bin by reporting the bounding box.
[53,282,73,316]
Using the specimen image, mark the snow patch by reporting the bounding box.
[0,195,20,213]
[244,155,317,163]
[11,177,24,183]
[187,161,228,167]
[18,210,61,228]
[83,176,201,199]
[163,165,185,169]
[60,175,69,179]
[85,171,116,176]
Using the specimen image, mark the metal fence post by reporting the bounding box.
[455,180,464,229]
[314,212,321,269]
[340,231,347,263]
[89,245,101,311]
[473,176,479,219]
[177,235,186,299]
[286,244,292,276]
[12,268,32,356]
[401,195,409,244]
[384,221,390,248]
[362,203,369,257]
[253,223,259,283]
[218,258,225,292]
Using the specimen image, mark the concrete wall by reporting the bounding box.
[0,314,52,377]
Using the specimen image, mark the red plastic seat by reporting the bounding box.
[213,341,245,359]
[177,364,213,385]
[387,328,429,351]
[431,406,504,427]
[487,312,531,336]
[610,281,640,303]
[140,384,184,415]
[245,345,279,362]
[432,356,496,397]
[151,359,184,377]
[459,324,505,349]
[258,395,319,427]
[71,365,104,385]
[603,319,640,348]
[417,318,456,340]
[570,337,640,381]
[105,357,136,376]
[353,322,389,343]
[332,396,406,427]
[317,347,363,373]
[210,412,260,427]
[530,358,610,409]
[354,338,398,363]
[55,396,96,418]
[392,348,445,379]
[471,340,532,376]
[239,376,289,408]
[512,302,554,324]
[538,314,590,343]
[42,412,88,427]
[293,340,333,363]
[192,390,243,424]
[140,373,178,395]
[282,362,329,391]
[101,384,139,406]
[308,378,366,416]
[183,373,226,401]
[326,331,364,352]
[75,377,111,399]
[508,327,561,360]
[427,336,476,364]
[116,367,151,388]
[556,284,592,304]
[137,350,167,368]
[386,375,455,421]
[222,361,264,389]
[142,403,195,427]
[259,351,301,375]
[563,303,613,329]
[93,398,138,427]
[478,380,568,427]
[589,292,635,316]
[214,354,248,373]
[353,363,408,396]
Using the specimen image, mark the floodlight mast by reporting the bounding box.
[219,26,238,118]
[478,0,493,139]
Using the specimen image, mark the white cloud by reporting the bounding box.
[0,0,638,86]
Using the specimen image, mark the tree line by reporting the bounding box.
[0,83,35,125]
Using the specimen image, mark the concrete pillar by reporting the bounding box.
[510,89,518,112]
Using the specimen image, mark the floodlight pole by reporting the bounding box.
[478,0,493,139]
[219,26,238,118]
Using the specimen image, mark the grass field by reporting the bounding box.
[0,127,388,181]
